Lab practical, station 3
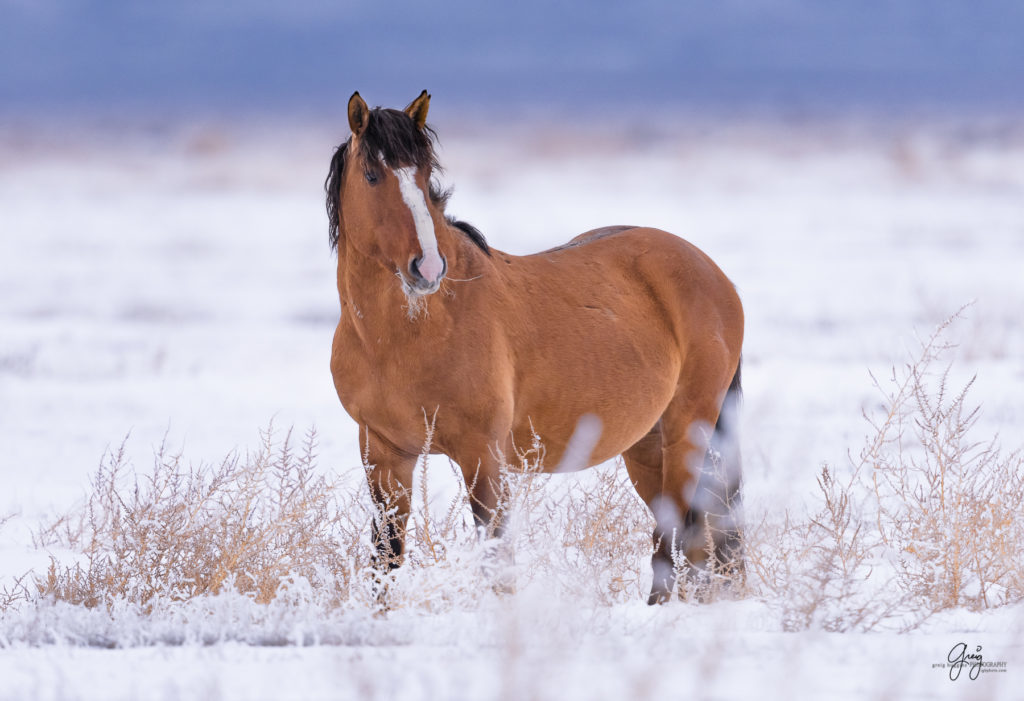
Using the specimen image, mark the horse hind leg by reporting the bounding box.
[622,421,664,506]
[639,366,744,604]
[698,366,744,573]
[622,423,673,602]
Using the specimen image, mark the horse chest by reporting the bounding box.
[331,318,493,439]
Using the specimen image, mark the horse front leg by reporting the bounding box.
[361,427,417,577]
[467,463,505,537]
[455,444,514,593]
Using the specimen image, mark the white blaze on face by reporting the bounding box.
[393,165,444,284]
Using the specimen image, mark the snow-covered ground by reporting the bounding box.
[1,115,1023,699]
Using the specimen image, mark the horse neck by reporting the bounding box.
[335,224,490,332]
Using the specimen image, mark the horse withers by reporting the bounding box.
[326,91,744,603]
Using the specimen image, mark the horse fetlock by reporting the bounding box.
[648,550,676,604]
[370,517,407,572]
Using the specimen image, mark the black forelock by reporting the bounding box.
[360,107,440,172]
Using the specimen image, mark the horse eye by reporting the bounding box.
[364,168,380,185]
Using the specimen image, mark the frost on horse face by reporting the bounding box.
[326,90,745,605]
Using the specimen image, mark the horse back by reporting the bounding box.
[500,226,743,465]
[526,226,741,332]
[538,225,639,254]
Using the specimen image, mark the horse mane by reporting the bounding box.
[325,107,489,256]
[448,218,489,255]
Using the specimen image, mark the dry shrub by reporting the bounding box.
[494,434,654,605]
[384,427,655,609]
[1,513,33,613]
[748,309,1024,630]
[746,463,901,631]
[0,576,31,613]
[550,465,654,602]
[33,426,376,610]
[20,421,655,619]
[866,315,1024,612]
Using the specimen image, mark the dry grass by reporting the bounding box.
[2,311,1020,636]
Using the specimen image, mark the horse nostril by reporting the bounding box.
[408,254,446,286]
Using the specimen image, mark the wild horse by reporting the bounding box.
[326,91,744,603]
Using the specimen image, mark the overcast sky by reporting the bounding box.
[2,1,1023,117]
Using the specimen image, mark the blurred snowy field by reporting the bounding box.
[1,116,1023,699]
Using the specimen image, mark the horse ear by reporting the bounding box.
[348,92,370,137]
[404,90,431,129]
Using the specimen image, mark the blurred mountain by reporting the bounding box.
[2,0,1023,117]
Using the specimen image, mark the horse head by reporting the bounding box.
[327,90,449,297]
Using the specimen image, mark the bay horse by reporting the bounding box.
[326,91,744,603]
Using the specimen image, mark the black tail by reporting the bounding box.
[714,360,742,466]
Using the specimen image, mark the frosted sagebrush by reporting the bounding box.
[747,310,1024,631]
[8,423,655,625]
[866,315,1024,613]
[31,426,376,611]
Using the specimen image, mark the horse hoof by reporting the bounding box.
[647,587,673,605]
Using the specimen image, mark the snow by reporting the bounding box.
[2,116,1024,699]
[1,615,1021,699]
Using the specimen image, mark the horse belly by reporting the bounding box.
[511,314,680,471]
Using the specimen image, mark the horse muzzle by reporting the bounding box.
[406,253,447,295]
